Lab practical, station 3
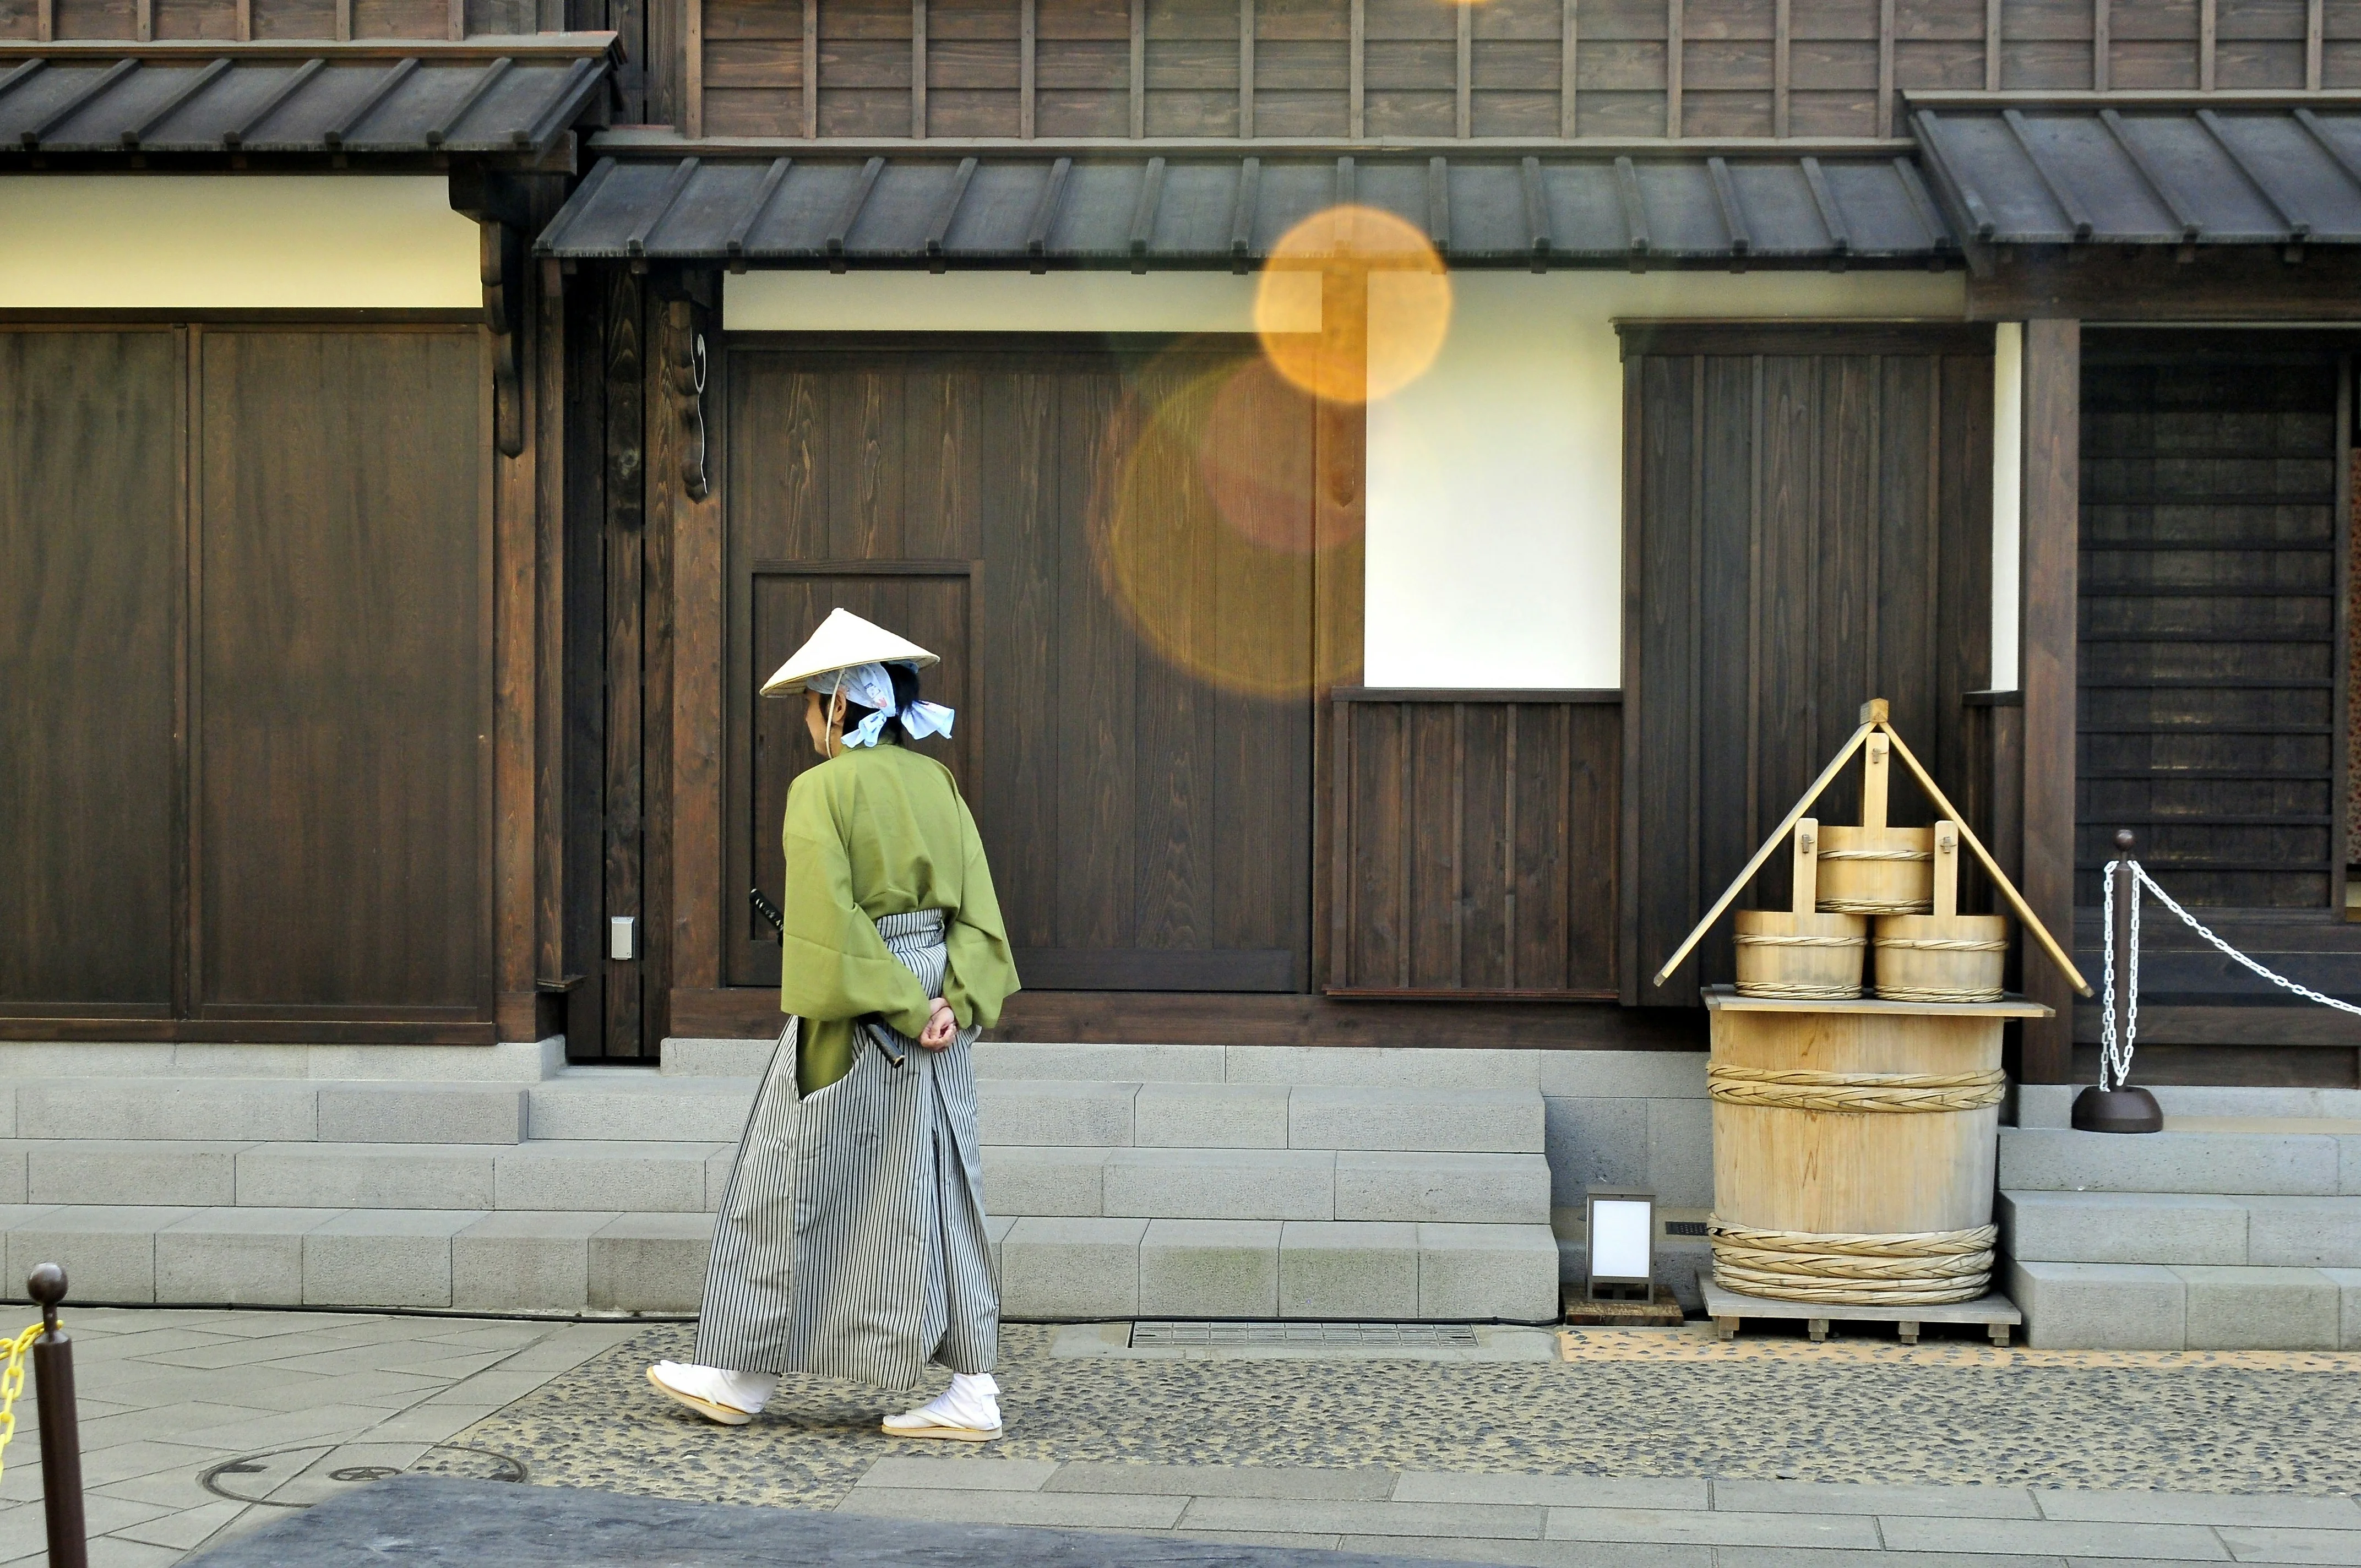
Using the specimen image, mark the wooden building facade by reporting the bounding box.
[7,1,2361,1090]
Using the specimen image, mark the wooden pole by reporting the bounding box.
[1876,720,2091,995]
[1651,720,1873,988]
[28,1266,83,1568]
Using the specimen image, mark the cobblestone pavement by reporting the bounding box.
[9,1309,2361,1566]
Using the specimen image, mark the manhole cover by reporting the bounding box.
[204,1443,524,1506]
[1130,1320,1479,1347]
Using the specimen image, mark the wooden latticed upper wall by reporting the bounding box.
[680,0,2361,143]
[10,0,2358,140]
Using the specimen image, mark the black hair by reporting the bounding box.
[837,662,924,745]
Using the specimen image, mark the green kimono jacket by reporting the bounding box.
[778,742,1019,1093]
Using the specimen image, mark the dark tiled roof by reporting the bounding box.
[536,152,1958,269]
[0,37,615,158]
[1911,100,2361,247]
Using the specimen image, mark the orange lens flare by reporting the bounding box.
[1254,203,1452,406]
[1090,344,1361,699]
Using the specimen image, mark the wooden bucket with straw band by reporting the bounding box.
[1874,821,2009,1004]
[1814,733,1934,916]
[1734,819,1865,1000]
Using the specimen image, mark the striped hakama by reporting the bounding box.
[694,908,999,1391]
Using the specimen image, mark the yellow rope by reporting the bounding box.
[1820,899,1933,914]
[1732,982,1863,1000]
[1707,1063,2007,1112]
[0,1322,46,1482]
[1734,933,1864,949]
[1818,848,1932,862]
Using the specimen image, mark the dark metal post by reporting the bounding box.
[2071,830,2164,1133]
[27,1265,85,1568]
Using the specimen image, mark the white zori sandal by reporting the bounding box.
[881,1373,1003,1441]
[646,1362,778,1427]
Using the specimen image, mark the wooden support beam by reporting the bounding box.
[1876,0,1894,135]
[684,0,704,135]
[1238,0,1253,137]
[1984,0,2000,90]
[1455,0,1470,139]
[2200,0,2216,90]
[912,0,926,136]
[335,0,352,42]
[1311,265,1369,991]
[135,0,152,42]
[1560,0,1576,135]
[2308,0,2324,89]
[239,0,254,41]
[2020,317,2081,1084]
[802,0,818,138]
[1776,0,1792,134]
[1021,0,1036,137]
[2091,0,2108,91]
[1130,0,1145,138]
[1666,0,1682,138]
[446,0,461,42]
[1353,0,1367,140]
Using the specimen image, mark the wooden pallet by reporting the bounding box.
[1701,1281,2021,1347]
[1560,1283,1685,1326]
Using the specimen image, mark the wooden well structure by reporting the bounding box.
[1656,700,2091,1309]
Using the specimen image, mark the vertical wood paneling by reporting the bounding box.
[1329,695,1620,997]
[1623,324,1995,1010]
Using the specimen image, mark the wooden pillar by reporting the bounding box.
[1311,265,1368,992]
[2019,317,2079,1083]
[660,287,725,1042]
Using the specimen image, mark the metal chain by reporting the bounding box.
[2131,863,2361,1020]
[2096,860,2139,1093]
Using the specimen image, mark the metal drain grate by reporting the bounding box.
[1129,1320,1480,1347]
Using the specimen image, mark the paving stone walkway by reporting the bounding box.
[0,1306,638,1566]
[7,1309,2361,1566]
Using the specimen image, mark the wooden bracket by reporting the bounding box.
[480,219,526,459]
[1791,819,1818,916]
[666,298,710,502]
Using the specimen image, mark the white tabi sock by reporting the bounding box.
[652,1360,779,1414]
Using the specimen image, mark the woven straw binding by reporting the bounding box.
[1816,848,1933,863]
[1731,983,1864,1000]
[1820,900,1934,914]
[1708,1221,1998,1306]
[1873,937,2009,952]
[1706,1063,2007,1113]
[1874,983,2005,1003]
[1734,933,1865,949]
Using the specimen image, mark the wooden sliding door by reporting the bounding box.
[0,329,182,1020]
[725,336,1318,993]
[0,322,493,1039]
[1621,323,1995,1006]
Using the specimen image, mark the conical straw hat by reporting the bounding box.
[759,608,938,697]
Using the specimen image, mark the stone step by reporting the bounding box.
[2008,1259,2361,1350]
[2001,1189,2361,1268]
[526,1070,757,1142]
[0,1204,1563,1322]
[0,1140,732,1213]
[975,1081,1546,1155]
[666,1038,1570,1091]
[4,1079,536,1144]
[1996,1126,2360,1196]
[978,1147,1551,1224]
[1001,1218,1562,1322]
[2019,1084,2361,1129]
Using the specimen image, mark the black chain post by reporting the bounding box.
[2070,830,2164,1134]
[27,1265,85,1568]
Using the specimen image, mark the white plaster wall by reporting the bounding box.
[1363,270,1971,689]
[0,176,480,309]
[1991,322,2025,693]
[725,269,1323,333]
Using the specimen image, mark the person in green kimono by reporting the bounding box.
[648,609,1020,1440]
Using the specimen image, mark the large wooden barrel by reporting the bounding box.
[1706,993,2019,1306]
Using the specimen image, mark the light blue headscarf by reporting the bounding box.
[809,661,956,749]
